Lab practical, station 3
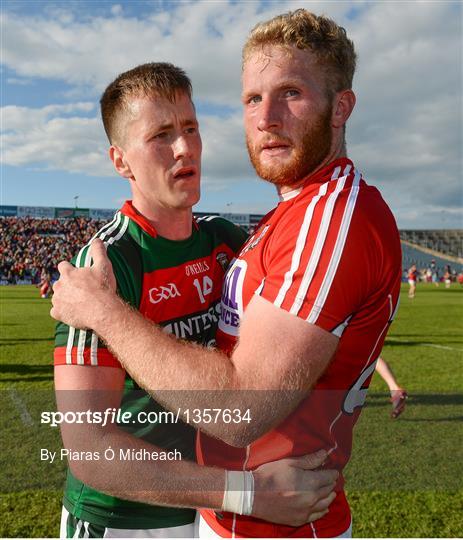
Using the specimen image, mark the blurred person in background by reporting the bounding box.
[408,264,417,298]
[375,357,408,419]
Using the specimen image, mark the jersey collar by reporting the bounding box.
[278,187,303,202]
[276,158,355,204]
[120,200,199,239]
[305,157,354,186]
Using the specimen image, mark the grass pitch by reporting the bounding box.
[0,284,462,537]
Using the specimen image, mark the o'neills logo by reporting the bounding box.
[185,260,210,276]
[149,283,181,304]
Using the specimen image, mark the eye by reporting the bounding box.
[185,126,197,134]
[284,89,300,98]
[248,95,262,105]
[153,131,168,139]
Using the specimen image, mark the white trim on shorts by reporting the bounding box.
[60,506,197,538]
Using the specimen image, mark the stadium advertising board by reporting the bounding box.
[250,214,264,226]
[74,208,90,218]
[220,213,250,226]
[89,208,116,220]
[0,205,18,216]
[55,207,89,218]
[54,207,75,218]
[18,206,55,218]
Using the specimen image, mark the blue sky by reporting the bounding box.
[1,0,462,227]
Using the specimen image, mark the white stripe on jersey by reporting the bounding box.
[331,165,342,180]
[290,165,352,316]
[76,212,122,364]
[90,332,99,366]
[76,214,129,365]
[75,213,120,268]
[67,213,120,363]
[274,181,329,308]
[306,169,361,324]
[76,329,87,366]
[65,326,75,365]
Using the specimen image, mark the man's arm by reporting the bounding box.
[55,364,223,508]
[55,363,338,525]
[51,240,338,447]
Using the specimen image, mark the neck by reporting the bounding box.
[132,196,193,240]
[278,139,347,197]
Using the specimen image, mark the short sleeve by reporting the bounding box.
[258,176,373,333]
[54,238,140,368]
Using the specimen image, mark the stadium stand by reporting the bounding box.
[401,243,459,275]
[400,229,462,259]
[1,207,462,285]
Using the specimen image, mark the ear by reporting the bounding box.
[109,145,133,179]
[332,89,356,129]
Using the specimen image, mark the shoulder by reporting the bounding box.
[196,215,248,250]
[71,212,142,305]
[72,211,133,268]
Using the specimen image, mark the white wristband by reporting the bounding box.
[222,470,255,515]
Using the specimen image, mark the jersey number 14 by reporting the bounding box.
[193,276,214,304]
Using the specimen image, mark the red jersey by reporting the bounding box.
[408,269,417,281]
[198,158,402,537]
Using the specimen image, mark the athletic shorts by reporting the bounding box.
[60,506,197,538]
[408,279,416,286]
[198,514,352,538]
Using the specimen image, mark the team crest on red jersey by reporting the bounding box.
[240,225,270,256]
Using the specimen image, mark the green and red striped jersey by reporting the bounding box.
[54,200,247,529]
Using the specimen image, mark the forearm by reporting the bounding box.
[90,296,288,445]
[64,424,224,509]
[93,298,252,442]
[94,295,236,392]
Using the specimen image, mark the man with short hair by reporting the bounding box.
[54,62,337,538]
[52,9,402,538]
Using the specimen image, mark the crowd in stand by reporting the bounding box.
[0,216,106,284]
[2,216,463,287]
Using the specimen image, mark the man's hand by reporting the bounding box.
[252,450,338,526]
[50,239,118,329]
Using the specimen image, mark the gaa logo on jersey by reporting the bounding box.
[149,283,181,304]
[218,259,247,337]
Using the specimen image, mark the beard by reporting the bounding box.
[246,105,333,188]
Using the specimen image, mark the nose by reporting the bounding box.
[257,97,281,132]
[172,135,193,160]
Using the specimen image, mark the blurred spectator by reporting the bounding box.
[430,259,439,287]
[0,216,106,284]
[407,264,417,298]
[37,268,52,298]
[443,264,452,288]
